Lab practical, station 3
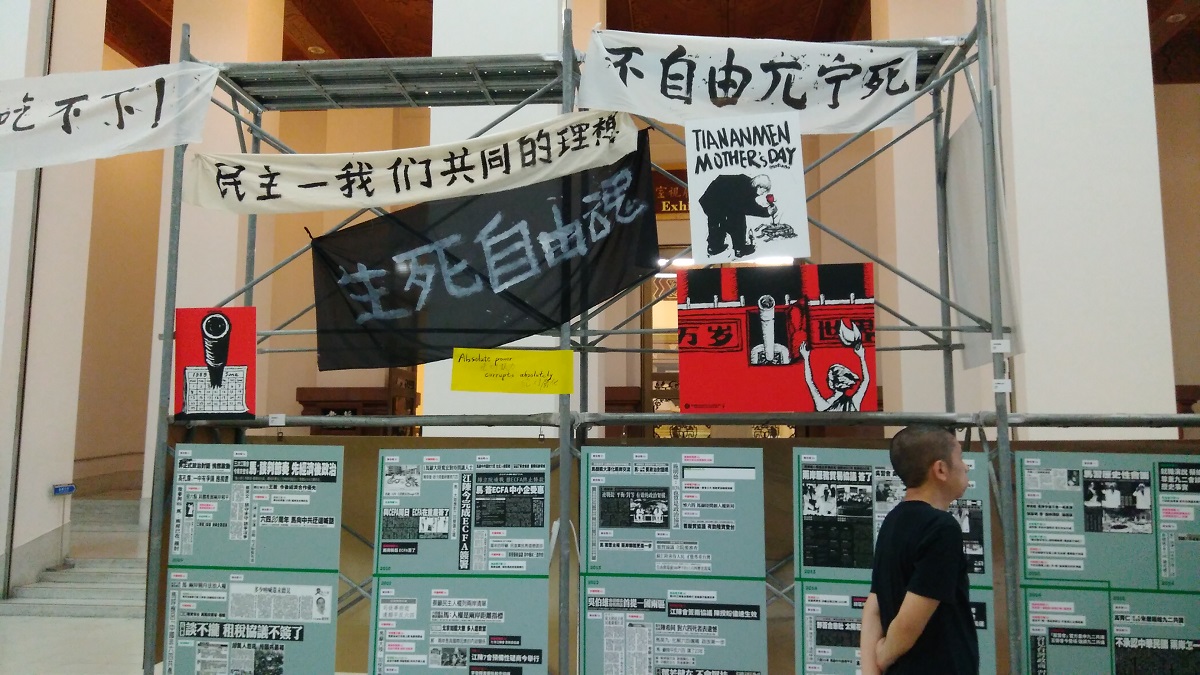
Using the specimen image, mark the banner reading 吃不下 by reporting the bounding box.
[578,30,918,131]
[0,62,218,171]
[186,110,639,214]
[310,131,658,370]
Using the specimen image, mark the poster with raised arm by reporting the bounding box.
[685,111,810,264]
[677,263,876,413]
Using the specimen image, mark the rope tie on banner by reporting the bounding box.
[303,227,314,240]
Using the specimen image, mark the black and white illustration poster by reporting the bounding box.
[686,111,810,264]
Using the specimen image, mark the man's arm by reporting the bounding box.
[859,593,884,675]
[874,591,940,670]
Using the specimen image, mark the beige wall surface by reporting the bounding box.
[73,47,164,494]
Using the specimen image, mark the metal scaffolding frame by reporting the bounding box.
[140,5,1200,674]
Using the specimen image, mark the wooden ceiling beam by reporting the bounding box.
[288,0,393,59]
[104,0,172,67]
[1150,0,1200,52]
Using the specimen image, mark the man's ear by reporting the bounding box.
[930,459,949,482]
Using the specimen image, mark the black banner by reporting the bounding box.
[311,131,658,370]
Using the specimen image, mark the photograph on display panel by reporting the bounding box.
[1082,469,1153,535]
[800,464,875,570]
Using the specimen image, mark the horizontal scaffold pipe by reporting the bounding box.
[996,413,1200,428]
[578,411,1200,429]
[175,413,561,428]
[579,412,978,427]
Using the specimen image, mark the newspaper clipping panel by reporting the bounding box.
[375,449,551,576]
[583,447,765,578]
[371,576,549,675]
[165,568,339,675]
[581,576,767,675]
[797,579,996,675]
[792,447,995,675]
[170,444,344,570]
[1019,451,1200,672]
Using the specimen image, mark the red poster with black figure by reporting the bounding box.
[173,307,256,420]
[678,263,876,413]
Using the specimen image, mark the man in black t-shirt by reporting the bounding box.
[860,425,978,674]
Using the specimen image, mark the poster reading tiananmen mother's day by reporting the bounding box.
[686,111,810,264]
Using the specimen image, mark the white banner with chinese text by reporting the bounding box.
[0,62,219,171]
[578,30,919,132]
[186,110,638,214]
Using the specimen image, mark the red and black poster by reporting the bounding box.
[677,263,877,413]
[173,307,256,420]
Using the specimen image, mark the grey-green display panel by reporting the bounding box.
[1018,451,1200,591]
[1024,586,1200,674]
[369,575,549,674]
[375,449,551,576]
[164,567,338,675]
[582,446,765,577]
[793,447,993,586]
[169,444,344,570]
[581,575,768,675]
[796,580,997,675]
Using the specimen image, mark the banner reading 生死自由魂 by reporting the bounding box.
[0,62,218,171]
[310,130,658,370]
[578,29,918,132]
[186,110,639,214]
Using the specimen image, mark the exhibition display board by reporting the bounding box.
[793,447,996,674]
[580,446,768,674]
[1018,451,1200,673]
[164,444,345,675]
[369,449,552,674]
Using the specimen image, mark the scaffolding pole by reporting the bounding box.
[143,25,191,675]
[976,1,1022,672]
[557,12,577,675]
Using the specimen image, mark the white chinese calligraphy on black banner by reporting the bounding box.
[311,131,658,370]
[0,62,218,171]
[579,30,918,132]
[186,110,638,214]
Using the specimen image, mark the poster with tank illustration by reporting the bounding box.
[1018,451,1200,591]
[677,263,877,414]
[685,110,810,264]
[164,567,338,675]
[581,575,767,675]
[174,306,255,420]
[368,575,549,675]
[797,580,997,675]
[375,449,551,576]
[794,447,992,585]
[1024,586,1200,675]
[169,444,343,571]
[582,446,764,578]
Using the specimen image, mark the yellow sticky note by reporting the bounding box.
[450,348,574,395]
